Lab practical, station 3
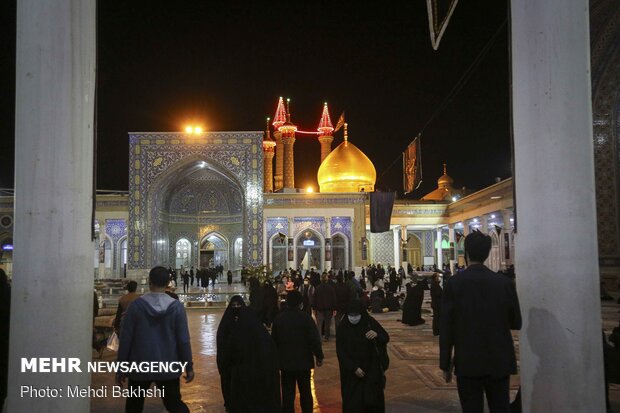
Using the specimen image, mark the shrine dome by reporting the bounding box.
[317,128,376,193]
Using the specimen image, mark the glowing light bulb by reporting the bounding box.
[306,187,314,193]
[185,126,193,133]
[194,126,203,134]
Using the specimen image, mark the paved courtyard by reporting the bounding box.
[91,287,620,412]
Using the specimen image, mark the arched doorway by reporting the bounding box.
[117,237,128,277]
[295,229,323,271]
[487,231,501,271]
[331,234,348,271]
[175,238,192,269]
[405,234,422,269]
[270,233,288,274]
[200,233,228,269]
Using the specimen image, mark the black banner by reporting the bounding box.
[370,192,395,233]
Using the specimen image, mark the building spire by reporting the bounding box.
[285,98,292,123]
[344,122,349,142]
[272,97,287,128]
[317,102,334,135]
[264,117,272,141]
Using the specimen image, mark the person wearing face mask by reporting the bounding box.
[299,276,315,315]
[216,295,246,411]
[336,300,390,413]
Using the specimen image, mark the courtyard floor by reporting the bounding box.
[91,285,620,412]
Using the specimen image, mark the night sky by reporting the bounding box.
[0,1,511,197]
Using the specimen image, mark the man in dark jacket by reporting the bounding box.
[116,266,194,413]
[313,274,337,341]
[440,231,521,413]
[271,291,324,413]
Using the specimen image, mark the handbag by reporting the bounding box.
[106,331,119,352]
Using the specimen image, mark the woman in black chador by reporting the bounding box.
[336,300,390,413]
[223,306,281,413]
[401,277,426,326]
[216,295,245,411]
[261,280,279,327]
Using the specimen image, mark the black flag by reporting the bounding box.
[370,192,395,233]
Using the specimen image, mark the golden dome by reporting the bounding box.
[437,163,453,188]
[317,138,376,193]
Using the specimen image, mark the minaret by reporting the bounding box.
[262,117,276,193]
[280,98,297,189]
[317,102,334,163]
[272,97,286,191]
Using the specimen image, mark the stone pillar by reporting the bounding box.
[274,131,284,191]
[392,227,400,268]
[262,144,275,193]
[325,217,332,271]
[401,225,408,268]
[511,0,605,411]
[448,224,455,274]
[318,135,334,163]
[287,217,295,269]
[501,209,513,268]
[282,133,296,189]
[463,219,471,236]
[480,215,488,234]
[436,227,443,269]
[7,1,96,411]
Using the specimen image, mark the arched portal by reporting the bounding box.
[146,157,244,270]
[175,238,192,269]
[405,234,422,269]
[487,231,501,271]
[270,233,288,274]
[128,132,264,273]
[331,233,349,271]
[295,229,324,271]
[200,232,229,269]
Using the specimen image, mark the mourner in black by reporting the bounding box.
[216,295,246,412]
[336,300,389,413]
[222,306,281,413]
[271,291,324,413]
[401,277,425,326]
[440,231,522,413]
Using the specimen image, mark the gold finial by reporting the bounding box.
[344,123,348,142]
[443,163,447,175]
[265,117,271,139]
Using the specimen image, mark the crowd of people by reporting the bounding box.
[167,264,231,293]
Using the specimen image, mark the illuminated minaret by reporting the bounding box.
[272,97,286,191]
[262,117,276,193]
[317,102,334,163]
[279,98,297,189]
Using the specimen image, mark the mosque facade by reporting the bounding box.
[1,0,619,283]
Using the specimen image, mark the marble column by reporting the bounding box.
[501,209,513,268]
[325,217,332,272]
[436,227,443,269]
[7,1,96,411]
[392,227,400,268]
[287,217,295,269]
[401,225,408,267]
[511,0,605,411]
[463,220,471,236]
[274,131,283,191]
[448,224,455,274]
[480,215,489,234]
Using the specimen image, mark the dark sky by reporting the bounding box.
[0,1,511,197]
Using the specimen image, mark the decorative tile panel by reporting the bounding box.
[128,132,263,270]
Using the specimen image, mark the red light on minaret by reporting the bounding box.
[317,102,334,136]
[272,97,287,129]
